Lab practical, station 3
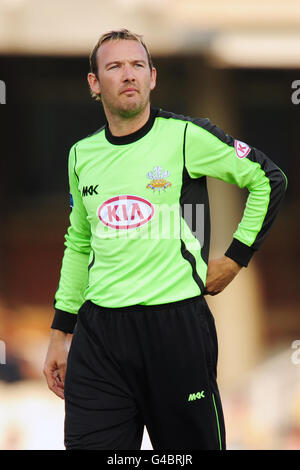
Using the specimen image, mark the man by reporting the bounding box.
[43,29,287,450]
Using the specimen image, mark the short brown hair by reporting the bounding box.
[89,29,154,102]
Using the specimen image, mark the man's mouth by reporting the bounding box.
[121,88,138,94]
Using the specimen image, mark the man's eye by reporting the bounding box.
[135,63,144,68]
[109,65,119,70]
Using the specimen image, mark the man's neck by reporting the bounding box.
[105,104,151,137]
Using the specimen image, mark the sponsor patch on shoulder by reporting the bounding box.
[234,140,251,159]
[69,193,74,208]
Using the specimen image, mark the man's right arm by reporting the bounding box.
[44,144,91,398]
[52,144,91,332]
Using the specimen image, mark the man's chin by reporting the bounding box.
[118,101,145,119]
[102,96,150,119]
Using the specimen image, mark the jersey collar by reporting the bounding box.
[105,107,159,145]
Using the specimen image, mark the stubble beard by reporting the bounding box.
[103,89,150,120]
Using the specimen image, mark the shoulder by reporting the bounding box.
[158,109,233,146]
[156,108,210,129]
[70,125,106,153]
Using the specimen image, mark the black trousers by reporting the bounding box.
[64,295,226,450]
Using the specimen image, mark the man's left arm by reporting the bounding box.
[185,119,288,294]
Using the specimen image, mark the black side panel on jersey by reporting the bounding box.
[180,165,211,265]
[157,111,211,293]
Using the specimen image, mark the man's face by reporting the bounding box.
[89,39,156,118]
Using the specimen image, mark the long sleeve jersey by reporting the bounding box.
[52,107,287,333]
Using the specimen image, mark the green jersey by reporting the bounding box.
[52,108,287,333]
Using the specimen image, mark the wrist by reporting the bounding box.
[50,328,69,341]
[51,309,77,334]
[224,255,242,272]
[225,238,255,267]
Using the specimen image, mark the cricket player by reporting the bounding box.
[43,29,287,450]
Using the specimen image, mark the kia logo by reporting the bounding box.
[98,195,155,229]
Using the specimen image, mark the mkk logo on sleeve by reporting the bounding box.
[98,195,155,230]
[234,140,251,159]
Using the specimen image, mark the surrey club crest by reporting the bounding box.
[146,166,172,192]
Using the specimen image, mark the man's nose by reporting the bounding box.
[122,64,135,81]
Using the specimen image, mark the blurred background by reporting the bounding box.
[0,0,299,450]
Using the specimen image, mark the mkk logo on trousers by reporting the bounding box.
[98,195,154,229]
[188,391,205,402]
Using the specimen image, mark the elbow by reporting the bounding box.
[278,169,288,194]
[272,168,288,204]
[271,165,288,191]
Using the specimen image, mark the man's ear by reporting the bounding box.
[87,73,101,96]
[150,67,157,92]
